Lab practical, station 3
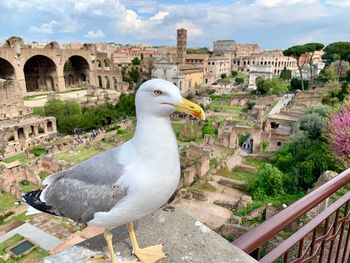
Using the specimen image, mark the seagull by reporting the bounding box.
[22,79,205,263]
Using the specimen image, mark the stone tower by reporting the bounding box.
[177,28,187,64]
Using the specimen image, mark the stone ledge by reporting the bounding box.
[44,207,258,263]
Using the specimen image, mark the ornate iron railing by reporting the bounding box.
[233,168,350,262]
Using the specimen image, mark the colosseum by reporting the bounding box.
[0,36,127,157]
[0,36,125,94]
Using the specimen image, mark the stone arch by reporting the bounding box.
[17,128,25,140]
[97,75,103,88]
[255,76,264,85]
[47,121,53,132]
[24,55,57,92]
[97,60,102,68]
[64,55,90,88]
[104,60,109,69]
[0,58,16,80]
[105,75,110,89]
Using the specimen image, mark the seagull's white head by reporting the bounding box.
[135,79,205,120]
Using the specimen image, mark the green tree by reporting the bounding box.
[220,73,227,79]
[324,42,350,80]
[280,67,292,80]
[257,78,288,94]
[202,120,216,137]
[235,77,244,85]
[186,47,209,54]
[316,66,336,83]
[231,71,238,78]
[249,165,284,200]
[283,45,308,91]
[128,67,141,84]
[290,78,309,91]
[303,43,325,88]
[131,57,141,65]
[115,93,136,118]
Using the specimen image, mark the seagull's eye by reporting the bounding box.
[153,90,162,96]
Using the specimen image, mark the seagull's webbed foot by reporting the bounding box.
[127,223,167,263]
[90,229,138,263]
[133,244,166,263]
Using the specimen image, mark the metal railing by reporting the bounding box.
[233,168,350,262]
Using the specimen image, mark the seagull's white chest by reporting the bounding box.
[88,132,181,229]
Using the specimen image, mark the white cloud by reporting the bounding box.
[84,29,105,38]
[28,18,80,34]
[324,0,350,7]
[150,11,169,21]
[29,20,58,34]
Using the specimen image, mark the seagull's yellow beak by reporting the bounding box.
[171,97,205,120]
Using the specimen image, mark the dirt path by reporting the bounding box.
[175,181,245,229]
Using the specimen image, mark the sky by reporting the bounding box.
[0,0,349,49]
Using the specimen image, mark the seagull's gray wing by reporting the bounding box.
[42,148,128,223]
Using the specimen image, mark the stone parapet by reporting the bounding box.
[44,208,258,263]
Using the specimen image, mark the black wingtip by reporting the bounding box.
[22,189,63,217]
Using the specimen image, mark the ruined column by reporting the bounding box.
[43,122,48,134]
[13,130,19,142]
[33,125,39,137]
[23,126,30,140]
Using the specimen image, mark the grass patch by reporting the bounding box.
[0,193,18,212]
[38,171,51,180]
[2,153,27,164]
[18,180,40,192]
[0,234,24,254]
[217,167,257,185]
[210,158,218,168]
[54,141,115,164]
[0,212,28,227]
[243,157,269,169]
[0,234,48,263]
[234,201,263,217]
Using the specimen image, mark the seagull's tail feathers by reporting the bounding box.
[22,189,63,217]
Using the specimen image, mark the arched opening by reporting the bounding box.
[68,74,74,86]
[237,132,253,153]
[105,76,110,89]
[0,58,15,80]
[17,128,25,140]
[104,60,109,69]
[38,124,45,134]
[271,122,279,129]
[97,60,102,68]
[24,55,57,92]
[97,75,103,88]
[255,76,264,86]
[64,55,90,88]
[47,121,53,132]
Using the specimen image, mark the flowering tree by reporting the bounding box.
[327,103,350,168]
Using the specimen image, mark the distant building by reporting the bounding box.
[213,40,237,56]
[111,48,157,65]
[232,50,297,76]
[177,28,187,65]
[204,56,230,85]
[152,58,203,93]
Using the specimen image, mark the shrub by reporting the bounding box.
[202,120,216,137]
[248,165,284,200]
[30,146,46,157]
[235,77,244,84]
[261,140,269,152]
[327,103,350,168]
